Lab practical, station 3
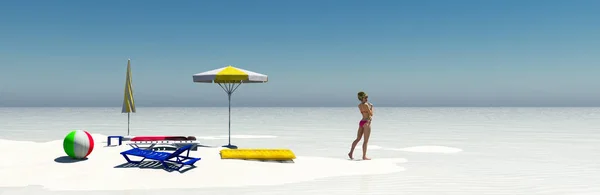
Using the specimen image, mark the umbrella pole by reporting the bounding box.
[228,92,232,147]
[127,112,130,136]
[219,82,241,149]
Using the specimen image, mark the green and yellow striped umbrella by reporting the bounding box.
[193,65,268,149]
[121,59,136,136]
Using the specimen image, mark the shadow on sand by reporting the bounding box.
[114,161,196,173]
[217,153,295,164]
[54,156,88,163]
[240,159,295,163]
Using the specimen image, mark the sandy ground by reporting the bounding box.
[0,134,407,191]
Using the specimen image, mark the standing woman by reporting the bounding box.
[348,91,373,160]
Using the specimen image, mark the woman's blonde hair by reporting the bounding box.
[357,91,368,101]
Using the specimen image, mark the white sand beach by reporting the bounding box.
[0,134,407,191]
[2,107,600,195]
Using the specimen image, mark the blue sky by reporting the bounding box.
[0,0,599,107]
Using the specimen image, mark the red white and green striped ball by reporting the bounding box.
[63,130,95,159]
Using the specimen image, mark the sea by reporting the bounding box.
[1,107,599,195]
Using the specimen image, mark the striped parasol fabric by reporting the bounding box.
[193,65,268,83]
[192,65,268,149]
[121,59,136,135]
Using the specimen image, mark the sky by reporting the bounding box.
[0,0,599,107]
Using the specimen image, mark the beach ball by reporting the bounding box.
[63,130,95,159]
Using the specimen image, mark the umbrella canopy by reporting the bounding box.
[193,65,268,83]
[121,59,136,135]
[192,65,268,149]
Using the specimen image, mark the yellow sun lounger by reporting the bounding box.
[220,148,296,160]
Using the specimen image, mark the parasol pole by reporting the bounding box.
[218,82,242,149]
[127,112,130,136]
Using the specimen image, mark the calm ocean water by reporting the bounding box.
[1,107,600,195]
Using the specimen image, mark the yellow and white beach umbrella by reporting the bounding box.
[121,59,136,136]
[193,65,268,149]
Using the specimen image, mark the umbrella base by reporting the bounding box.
[222,144,238,149]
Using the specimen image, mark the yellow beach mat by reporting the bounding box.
[220,148,296,160]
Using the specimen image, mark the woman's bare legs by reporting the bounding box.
[362,122,372,160]
[348,126,364,159]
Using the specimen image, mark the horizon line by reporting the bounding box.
[1,106,600,108]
